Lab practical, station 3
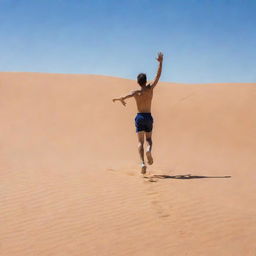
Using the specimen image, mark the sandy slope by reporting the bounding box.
[0,72,256,255]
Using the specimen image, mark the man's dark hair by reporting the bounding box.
[137,73,147,86]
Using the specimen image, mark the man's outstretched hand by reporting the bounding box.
[156,52,163,63]
[112,98,126,106]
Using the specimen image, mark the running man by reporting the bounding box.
[112,52,163,174]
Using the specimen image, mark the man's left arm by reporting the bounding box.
[112,91,137,106]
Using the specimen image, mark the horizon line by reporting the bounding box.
[0,71,255,86]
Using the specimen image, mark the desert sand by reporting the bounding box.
[1,72,256,255]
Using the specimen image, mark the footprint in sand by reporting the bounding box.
[143,178,171,219]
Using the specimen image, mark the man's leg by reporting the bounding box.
[137,131,146,174]
[145,132,153,165]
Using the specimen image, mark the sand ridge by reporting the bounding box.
[1,72,256,255]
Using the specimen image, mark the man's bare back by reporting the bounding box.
[133,85,153,113]
[112,52,163,174]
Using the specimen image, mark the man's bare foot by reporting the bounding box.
[141,163,147,174]
[146,151,153,165]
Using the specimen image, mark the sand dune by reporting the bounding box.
[1,72,256,255]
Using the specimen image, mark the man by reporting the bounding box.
[112,52,163,174]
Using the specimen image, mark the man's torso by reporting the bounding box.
[134,85,153,113]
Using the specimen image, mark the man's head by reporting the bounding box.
[137,73,147,87]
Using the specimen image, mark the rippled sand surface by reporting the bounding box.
[1,72,256,255]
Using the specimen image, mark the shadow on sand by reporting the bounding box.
[149,174,231,180]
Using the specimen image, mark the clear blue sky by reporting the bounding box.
[0,0,255,83]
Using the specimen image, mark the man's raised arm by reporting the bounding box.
[150,52,163,89]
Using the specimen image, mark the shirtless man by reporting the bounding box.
[112,52,163,174]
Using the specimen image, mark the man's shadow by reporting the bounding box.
[150,174,231,180]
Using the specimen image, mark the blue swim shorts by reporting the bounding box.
[135,112,153,133]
